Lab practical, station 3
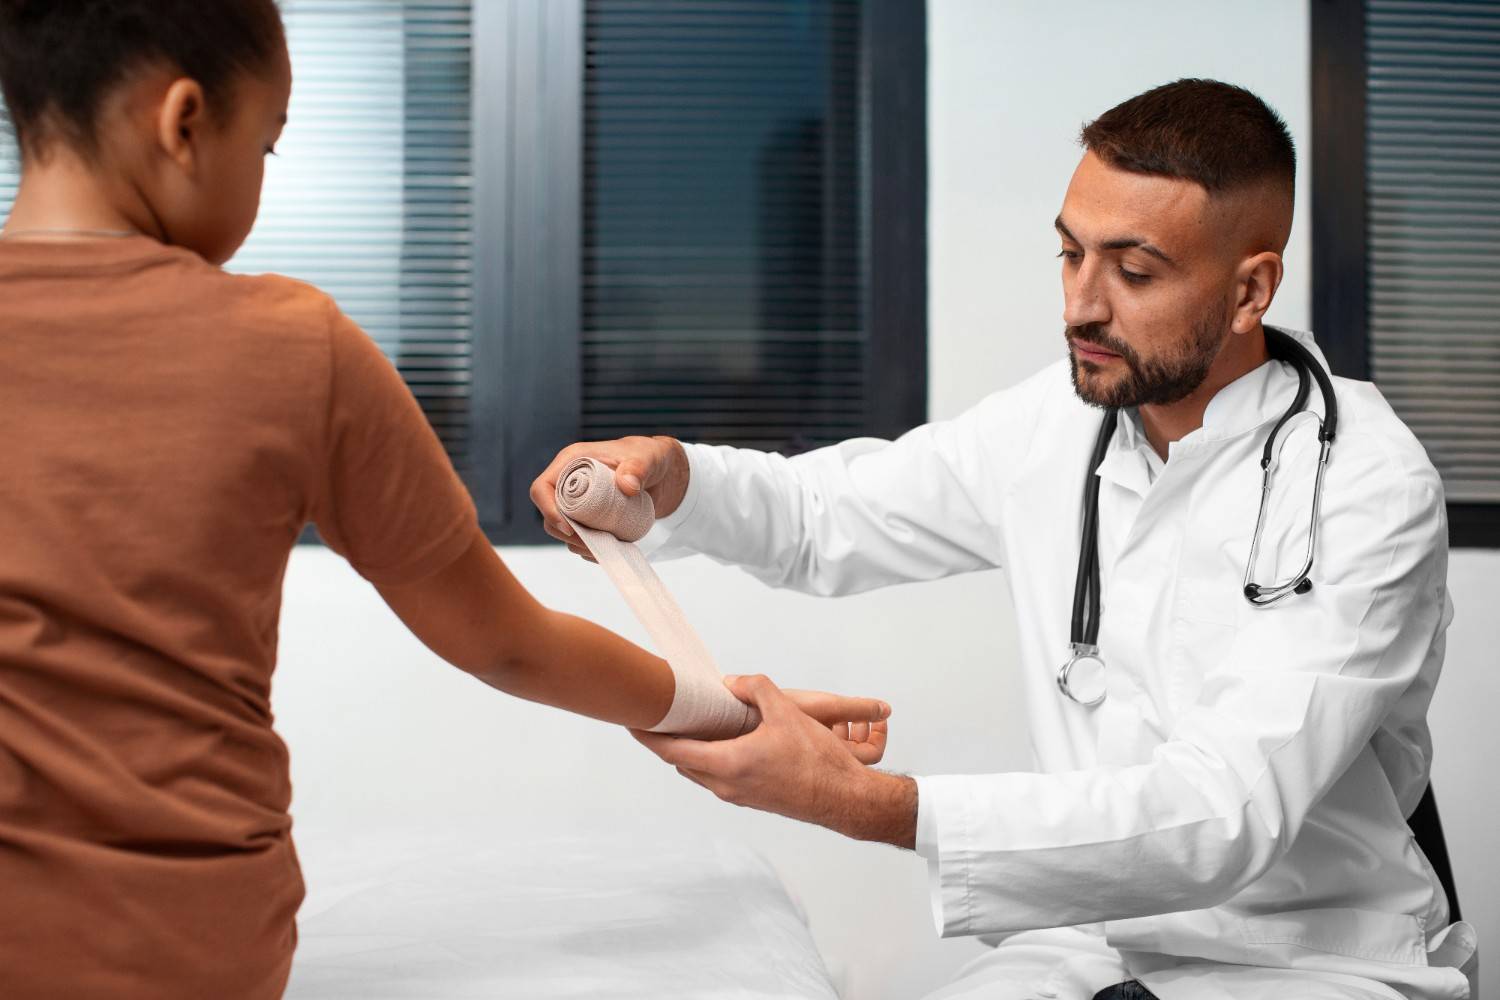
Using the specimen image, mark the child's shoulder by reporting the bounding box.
[213,268,340,330]
[173,260,349,357]
[150,251,375,377]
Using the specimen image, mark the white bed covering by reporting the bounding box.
[284,831,841,999]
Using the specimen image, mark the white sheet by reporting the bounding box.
[283,831,840,999]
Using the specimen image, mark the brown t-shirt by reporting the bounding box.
[0,236,478,998]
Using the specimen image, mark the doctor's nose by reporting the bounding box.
[1062,267,1110,329]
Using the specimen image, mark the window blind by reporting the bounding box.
[582,0,868,453]
[1367,0,1500,503]
[230,0,475,470]
[0,139,15,218]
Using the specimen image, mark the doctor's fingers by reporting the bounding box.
[530,440,629,536]
[836,720,888,766]
[723,674,817,727]
[609,437,676,496]
[529,451,576,533]
[774,685,892,728]
[537,518,597,561]
[543,523,595,563]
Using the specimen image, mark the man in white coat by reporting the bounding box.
[533,80,1477,1000]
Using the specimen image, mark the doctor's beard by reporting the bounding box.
[1066,301,1230,409]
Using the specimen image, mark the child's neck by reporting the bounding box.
[3,151,161,240]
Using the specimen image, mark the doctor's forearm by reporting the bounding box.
[838,771,918,849]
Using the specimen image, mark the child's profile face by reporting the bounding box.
[172,46,293,265]
[7,38,292,266]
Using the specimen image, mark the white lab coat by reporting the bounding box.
[642,329,1478,1000]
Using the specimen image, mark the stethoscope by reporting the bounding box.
[1057,328,1340,707]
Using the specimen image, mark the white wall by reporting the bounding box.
[928,0,1311,419]
[276,2,1497,998]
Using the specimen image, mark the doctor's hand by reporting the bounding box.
[531,436,689,558]
[633,675,918,850]
[778,685,890,764]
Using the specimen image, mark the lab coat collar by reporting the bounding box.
[1192,326,1328,448]
[1097,408,1159,498]
[1096,327,1327,493]
[1120,326,1327,453]
[1116,406,1148,451]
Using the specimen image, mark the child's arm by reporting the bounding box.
[312,305,887,738]
[374,525,674,728]
[374,524,890,738]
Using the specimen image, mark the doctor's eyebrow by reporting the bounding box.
[1054,216,1178,268]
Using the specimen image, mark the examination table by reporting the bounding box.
[283,831,841,999]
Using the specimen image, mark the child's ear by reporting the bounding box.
[156,78,207,171]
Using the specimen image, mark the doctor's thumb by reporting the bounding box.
[615,459,648,496]
[724,674,790,716]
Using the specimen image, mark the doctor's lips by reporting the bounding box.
[1071,340,1121,362]
[1065,323,1140,367]
[1067,331,1126,363]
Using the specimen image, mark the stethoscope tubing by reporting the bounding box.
[1058,328,1340,706]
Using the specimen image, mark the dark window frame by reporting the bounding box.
[1310,0,1500,548]
[472,0,927,544]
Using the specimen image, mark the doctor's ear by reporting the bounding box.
[155,78,210,171]
[1230,251,1284,335]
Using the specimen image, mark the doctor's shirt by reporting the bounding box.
[643,329,1475,1000]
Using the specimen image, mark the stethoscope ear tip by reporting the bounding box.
[1295,578,1313,595]
[1243,584,1260,600]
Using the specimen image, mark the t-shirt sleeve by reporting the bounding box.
[309,303,479,584]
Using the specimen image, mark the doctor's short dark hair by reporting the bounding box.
[0,0,285,158]
[1080,79,1296,199]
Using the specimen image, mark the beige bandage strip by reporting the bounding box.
[556,458,757,740]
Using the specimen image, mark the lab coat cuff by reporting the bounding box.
[637,442,715,557]
[913,774,977,938]
[912,776,944,936]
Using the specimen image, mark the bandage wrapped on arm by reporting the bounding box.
[556,458,758,740]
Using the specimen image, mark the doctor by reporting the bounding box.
[534,80,1476,1000]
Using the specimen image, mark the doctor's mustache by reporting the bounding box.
[1064,324,1144,369]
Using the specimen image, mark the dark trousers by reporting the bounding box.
[1092,982,1160,1000]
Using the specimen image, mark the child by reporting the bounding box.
[0,2,888,997]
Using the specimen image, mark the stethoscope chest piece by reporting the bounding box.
[1058,642,1107,706]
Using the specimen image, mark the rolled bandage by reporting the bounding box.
[556,458,757,739]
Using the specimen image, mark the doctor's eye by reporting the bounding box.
[1118,267,1151,285]
[1057,249,1082,262]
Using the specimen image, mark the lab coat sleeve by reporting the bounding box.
[639,379,1049,596]
[918,446,1449,936]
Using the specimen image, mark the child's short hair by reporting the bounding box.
[0,0,285,158]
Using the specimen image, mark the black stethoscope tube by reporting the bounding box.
[1060,328,1340,705]
[1069,407,1118,649]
